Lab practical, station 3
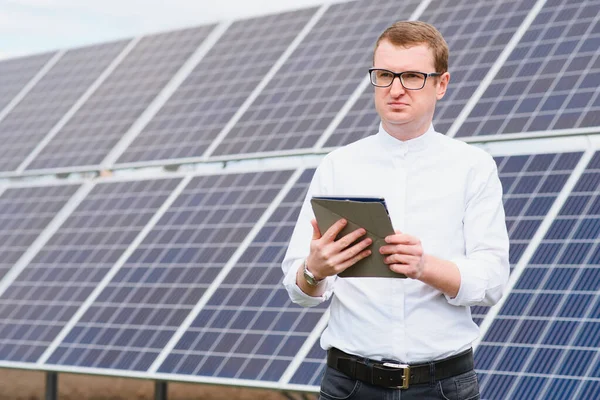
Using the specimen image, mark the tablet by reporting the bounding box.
[310,196,404,278]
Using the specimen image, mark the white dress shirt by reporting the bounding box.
[281,124,510,364]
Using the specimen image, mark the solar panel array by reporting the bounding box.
[115,9,317,166]
[0,42,127,172]
[48,170,294,372]
[477,151,600,399]
[0,52,56,114]
[24,26,215,172]
[0,0,598,397]
[458,0,600,137]
[0,184,81,281]
[208,0,422,157]
[470,151,582,326]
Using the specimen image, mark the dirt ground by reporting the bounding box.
[0,369,318,400]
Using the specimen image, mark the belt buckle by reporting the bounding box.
[382,362,410,389]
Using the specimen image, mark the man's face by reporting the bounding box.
[373,40,449,136]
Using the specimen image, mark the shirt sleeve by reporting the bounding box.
[281,159,335,307]
[446,154,510,307]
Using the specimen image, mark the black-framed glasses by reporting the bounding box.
[368,68,442,90]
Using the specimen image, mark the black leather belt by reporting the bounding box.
[327,347,474,389]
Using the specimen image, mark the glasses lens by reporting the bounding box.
[401,72,426,90]
[371,69,394,87]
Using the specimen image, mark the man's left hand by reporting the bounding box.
[380,230,426,279]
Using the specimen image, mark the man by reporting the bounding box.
[282,21,509,399]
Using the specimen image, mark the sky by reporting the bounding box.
[0,0,340,59]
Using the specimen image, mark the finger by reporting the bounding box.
[385,233,417,244]
[334,227,367,251]
[388,263,409,276]
[382,253,415,265]
[389,262,421,279]
[336,248,372,272]
[379,244,420,256]
[310,219,321,240]
[322,218,347,242]
[334,237,372,264]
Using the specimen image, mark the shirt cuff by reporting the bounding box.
[445,257,488,306]
[283,259,332,307]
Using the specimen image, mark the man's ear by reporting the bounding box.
[436,72,450,100]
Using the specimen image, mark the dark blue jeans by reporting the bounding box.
[319,365,480,400]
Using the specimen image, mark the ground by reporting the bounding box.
[0,369,317,400]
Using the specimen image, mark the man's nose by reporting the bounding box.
[389,76,405,96]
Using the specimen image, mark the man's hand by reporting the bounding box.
[306,218,372,280]
[380,230,461,297]
[379,230,426,279]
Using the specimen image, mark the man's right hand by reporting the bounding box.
[305,218,372,280]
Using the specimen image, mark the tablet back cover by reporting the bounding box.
[310,197,406,278]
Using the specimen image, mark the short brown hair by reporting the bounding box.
[374,21,448,73]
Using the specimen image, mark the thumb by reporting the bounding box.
[311,219,322,240]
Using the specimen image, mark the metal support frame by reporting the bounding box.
[46,372,58,400]
[155,380,168,400]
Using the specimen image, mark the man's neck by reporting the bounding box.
[381,121,430,141]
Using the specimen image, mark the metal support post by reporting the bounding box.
[46,372,58,400]
[155,380,168,400]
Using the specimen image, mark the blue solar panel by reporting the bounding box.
[0,52,55,114]
[0,184,80,281]
[0,178,181,363]
[25,25,215,171]
[471,152,582,325]
[458,0,600,137]
[157,169,330,382]
[289,338,327,386]
[115,9,317,166]
[46,170,294,372]
[476,151,600,400]
[324,0,533,147]
[209,0,421,157]
[0,42,128,172]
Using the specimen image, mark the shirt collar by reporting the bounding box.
[376,123,437,155]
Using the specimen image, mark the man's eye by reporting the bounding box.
[378,72,393,78]
[403,73,420,79]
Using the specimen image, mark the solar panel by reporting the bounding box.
[0,42,128,173]
[0,184,81,282]
[289,337,328,387]
[46,169,294,372]
[114,9,318,166]
[0,52,55,114]
[457,0,600,138]
[208,0,421,157]
[0,178,181,363]
[476,151,600,399]
[155,169,329,382]
[471,151,583,325]
[24,25,215,171]
[323,0,533,148]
